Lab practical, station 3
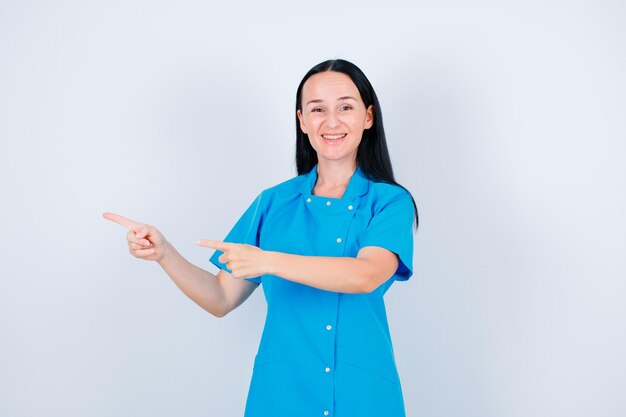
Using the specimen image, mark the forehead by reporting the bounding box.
[301,71,362,102]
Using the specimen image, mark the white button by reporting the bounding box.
[336,237,342,243]
[306,197,312,203]
[348,205,353,210]
[326,325,332,331]
[326,201,332,206]
[325,367,331,373]
[324,412,329,416]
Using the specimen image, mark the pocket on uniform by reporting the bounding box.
[253,347,284,368]
[336,345,401,385]
[246,347,285,416]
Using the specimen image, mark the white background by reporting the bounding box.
[1,1,625,416]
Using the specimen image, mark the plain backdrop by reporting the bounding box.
[1,1,625,416]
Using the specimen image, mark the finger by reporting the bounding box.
[231,269,249,279]
[218,253,229,264]
[196,240,233,251]
[131,247,156,257]
[103,212,143,230]
[135,226,150,240]
[126,230,151,246]
[130,242,152,250]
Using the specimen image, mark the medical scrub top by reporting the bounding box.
[210,165,415,417]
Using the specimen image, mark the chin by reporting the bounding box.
[318,153,358,163]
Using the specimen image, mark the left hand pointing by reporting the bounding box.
[197,240,270,279]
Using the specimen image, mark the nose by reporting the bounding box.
[325,112,340,129]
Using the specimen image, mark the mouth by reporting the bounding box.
[321,133,347,143]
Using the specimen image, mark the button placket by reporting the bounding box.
[328,199,357,257]
[300,191,362,417]
[307,196,357,417]
[323,295,339,417]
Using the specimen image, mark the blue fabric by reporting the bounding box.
[210,165,415,417]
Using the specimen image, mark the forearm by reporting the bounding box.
[267,252,378,294]
[158,243,227,316]
[202,241,397,293]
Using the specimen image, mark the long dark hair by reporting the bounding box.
[295,59,418,228]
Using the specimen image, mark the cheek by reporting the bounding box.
[298,114,307,132]
[304,116,323,133]
[347,115,367,131]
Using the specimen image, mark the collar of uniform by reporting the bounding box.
[303,164,369,200]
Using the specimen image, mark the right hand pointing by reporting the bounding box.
[103,212,169,262]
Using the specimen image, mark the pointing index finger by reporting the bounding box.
[102,212,143,230]
[196,240,233,251]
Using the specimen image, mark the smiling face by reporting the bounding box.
[297,71,374,168]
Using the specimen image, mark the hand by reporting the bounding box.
[103,212,169,262]
[197,240,270,279]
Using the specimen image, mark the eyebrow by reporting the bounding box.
[305,96,358,106]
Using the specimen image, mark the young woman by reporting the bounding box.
[104,59,418,417]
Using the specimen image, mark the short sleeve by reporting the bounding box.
[360,189,415,281]
[209,192,266,284]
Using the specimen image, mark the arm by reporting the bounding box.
[103,212,257,317]
[268,246,399,293]
[158,243,258,317]
[198,240,399,294]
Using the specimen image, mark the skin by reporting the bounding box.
[297,71,374,197]
[103,70,398,317]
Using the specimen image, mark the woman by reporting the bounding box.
[104,59,418,417]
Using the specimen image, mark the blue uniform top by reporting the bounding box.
[210,165,415,417]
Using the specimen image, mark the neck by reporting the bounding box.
[313,159,357,198]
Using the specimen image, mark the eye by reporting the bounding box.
[311,107,324,113]
[340,105,353,111]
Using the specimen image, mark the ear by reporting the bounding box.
[364,105,374,129]
[297,109,307,134]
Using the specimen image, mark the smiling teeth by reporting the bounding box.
[323,134,347,140]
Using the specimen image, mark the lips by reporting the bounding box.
[321,133,347,140]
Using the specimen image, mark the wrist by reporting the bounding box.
[264,250,280,276]
[157,240,175,264]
